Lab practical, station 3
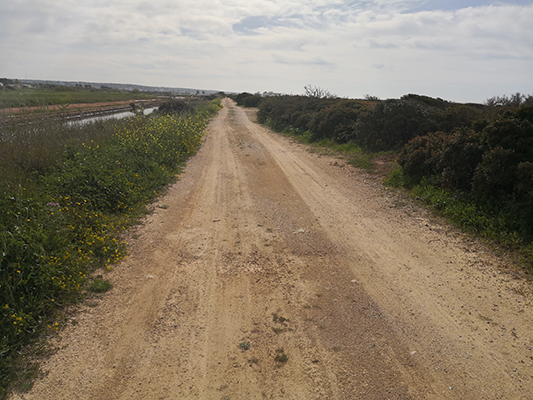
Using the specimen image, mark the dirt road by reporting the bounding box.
[15,98,533,399]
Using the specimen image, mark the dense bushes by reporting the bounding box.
[400,129,486,189]
[0,100,221,397]
[354,99,440,151]
[253,93,486,152]
[398,105,533,240]
[232,92,262,108]
[258,95,348,135]
[308,100,370,142]
[158,100,194,115]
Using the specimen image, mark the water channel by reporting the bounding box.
[69,107,157,125]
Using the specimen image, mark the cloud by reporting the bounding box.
[1,1,532,102]
[272,53,337,69]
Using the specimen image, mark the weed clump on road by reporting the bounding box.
[274,348,288,364]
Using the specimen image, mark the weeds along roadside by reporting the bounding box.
[0,99,222,397]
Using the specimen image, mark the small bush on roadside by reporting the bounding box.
[308,100,369,143]
[89,278,113,293]
[242,96,262,108]
[257,95,338,133]
[383,164,410,188]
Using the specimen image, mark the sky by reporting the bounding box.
[1,0,532,103]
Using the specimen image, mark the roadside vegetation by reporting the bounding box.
[231,90,533,271]
[391,103,533,268]
[0,96,222,398]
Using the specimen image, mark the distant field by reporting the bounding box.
[0,88,157,109]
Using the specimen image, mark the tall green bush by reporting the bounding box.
[257,95,338,133]
[398,104,533,240]
[233,92,262,107]
[355,99,439,151]
[308,100,369,142]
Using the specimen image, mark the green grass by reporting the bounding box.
[89,277,113,293]
[267,127,379,173]
[410,181,525,247]
[0,88,155,109]
[382,164,417,188]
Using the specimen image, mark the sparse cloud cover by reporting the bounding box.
[1,0,532,102]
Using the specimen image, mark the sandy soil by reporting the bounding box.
[13,98,533,399]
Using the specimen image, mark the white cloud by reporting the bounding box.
[1,1,532,101]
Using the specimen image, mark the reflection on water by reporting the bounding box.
[69,107,157,125]
[0,108,158,142]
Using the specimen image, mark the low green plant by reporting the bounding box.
[274,348,288,364]
[89,278,113,293]
[272,313,288,324]
[411,180,527,252]
[348,154,374,172]
[383,165,407,188]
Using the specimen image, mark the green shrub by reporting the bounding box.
[89,278,112,293]
[434,104,486,132]
[355,99,439,151]
[233,92,262,107]
[383,165,409,188]
[398,131,447,182]
[472,146,518,199]
[257,95,338,132]
[242,96,262,108]
[308,100,369,142]
[158,100,193,116]
[437,128,486,190]
[397,103,533,255]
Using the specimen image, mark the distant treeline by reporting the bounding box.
[231,91,533,259]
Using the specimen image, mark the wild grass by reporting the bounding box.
[312,139,377,172]
[0,99,222,398]
[410,181,527,248]
[0,89,154,109]
[89,277,113,293]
